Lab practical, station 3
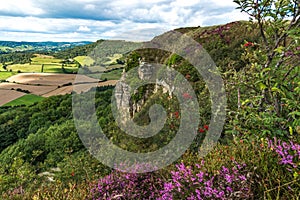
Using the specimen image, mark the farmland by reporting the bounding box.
[3,94,44,107]
[0,71,16,80]
[100,69,123,80]
[0,89,25,105]
[0,72,119,106]
[0,50,125,106]
[5,55,78,73]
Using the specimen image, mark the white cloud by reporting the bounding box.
[77,25,91,32]
[0,0,44,16]
[84,4,96,11]
[0,0,250,41]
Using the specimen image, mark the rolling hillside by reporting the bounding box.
[0,14,299,200]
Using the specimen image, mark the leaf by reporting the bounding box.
[271,87,285,96]
[259,83,267,90]
[242,99,251,106]
[288,111,300,117]
[274,46,285,54]
[261,68,271,73]
[289,126,293,135]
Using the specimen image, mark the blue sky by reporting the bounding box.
[0,0,249,42]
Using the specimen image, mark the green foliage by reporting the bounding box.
[225,0,300,139]
[0,52,33,64]
[125,51,141,72]
[0,95,72,152]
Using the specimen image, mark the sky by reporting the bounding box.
[0,0,249,42]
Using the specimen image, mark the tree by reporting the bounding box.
[229,0,300,137]
[2,63,7,71]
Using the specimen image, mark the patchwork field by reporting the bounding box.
[3,94,44,107]
[43,80,118,97]
[0,51,124,106]
[0,90,26,106]
[6,73,98,86]
[0,83,57,95]
[100,69,123,80]
[0,73,119,106]
[6,55,78,73]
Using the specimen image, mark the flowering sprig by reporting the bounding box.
[267,138,300,173]
[91,170,164,200]
[159,161,252,200]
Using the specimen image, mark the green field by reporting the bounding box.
[7,63,43,72]
[101,69,123,80]
[0,71,16,80]
[106,64,124,70]
[3,94,44,107]
[6,56,78,73]
[74,56,95,66]
[31,56,63,64]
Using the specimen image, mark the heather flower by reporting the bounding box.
[92,166,164,200]
[160,161,252,199]
[267,138,300,172]
[284,50,294,57]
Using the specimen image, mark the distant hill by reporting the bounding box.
[0,41,92,54]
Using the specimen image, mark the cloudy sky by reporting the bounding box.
[0,0,249,42]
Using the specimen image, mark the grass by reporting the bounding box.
[31,56,63,64]
[0,71,16,80]
[7,63,77,73]
[74,56,95,66]
[106,64,124,70]
[7,63,44,72]
[3,94,44,107]
[104,54,123,65]
[100,69,123,80]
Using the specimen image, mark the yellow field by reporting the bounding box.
[74,56,95,66]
